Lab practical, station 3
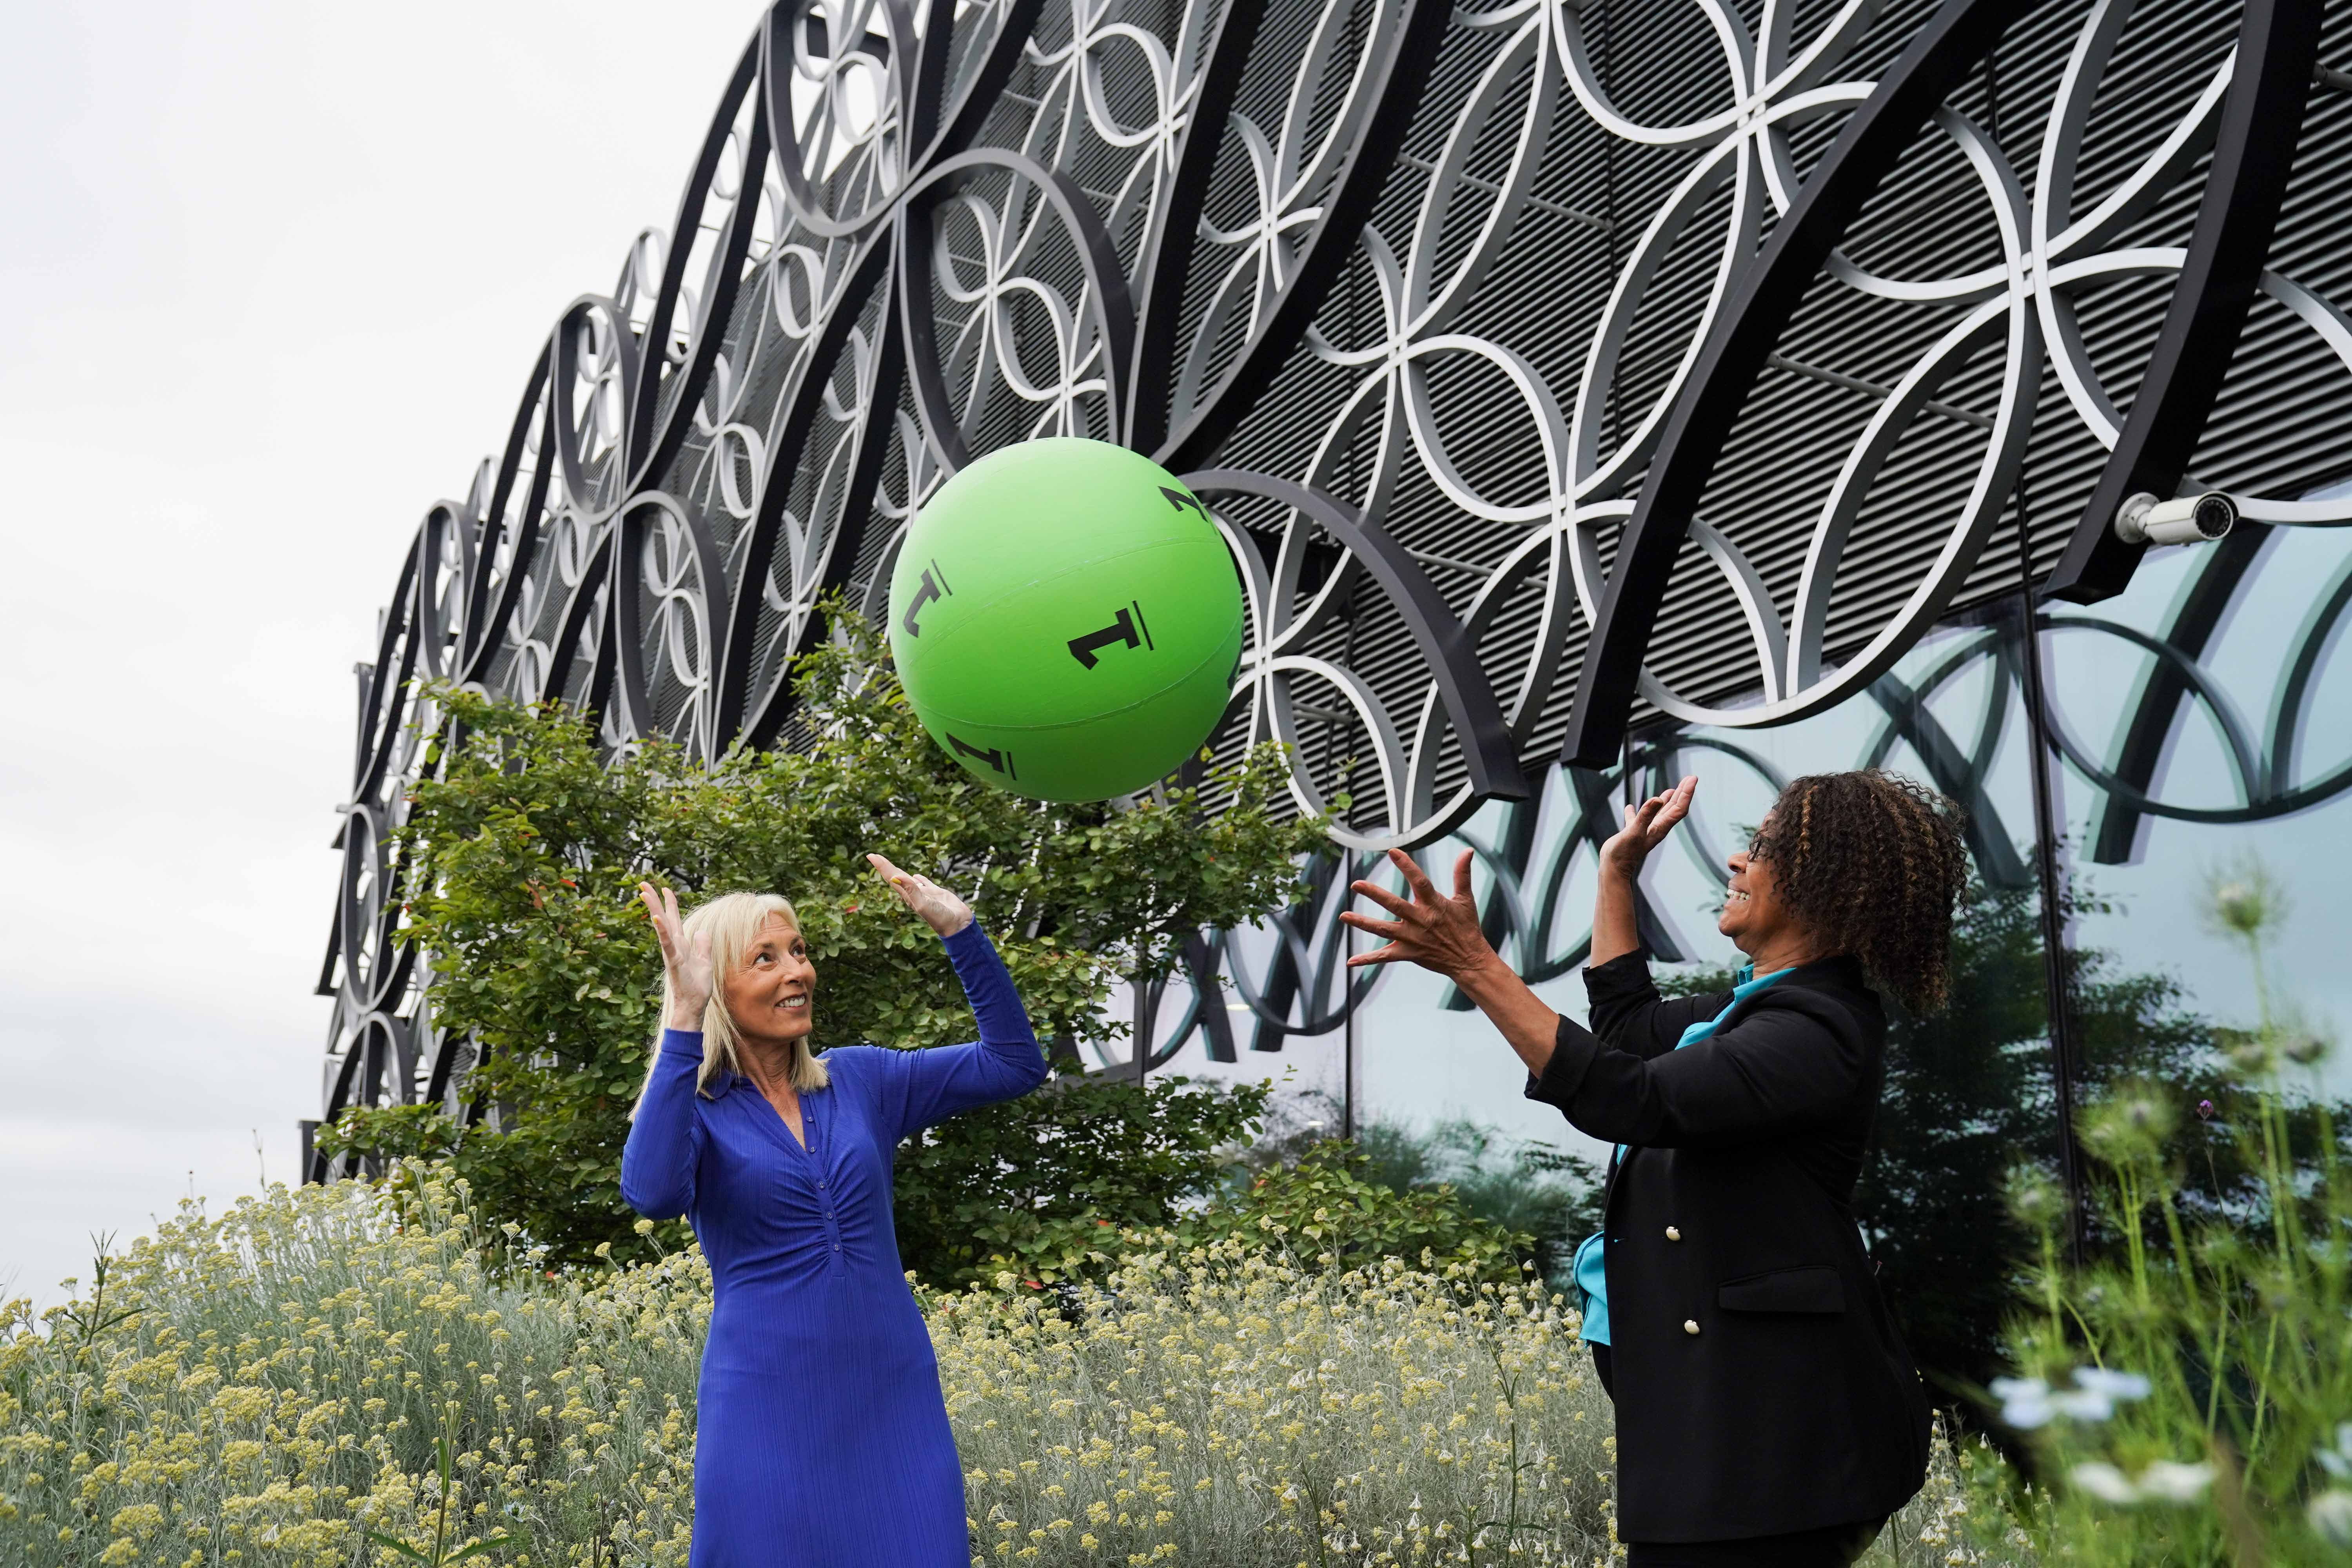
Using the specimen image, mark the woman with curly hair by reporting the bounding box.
[1345,769,1967,1567]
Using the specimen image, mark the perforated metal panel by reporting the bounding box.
[313,0,2351,1163]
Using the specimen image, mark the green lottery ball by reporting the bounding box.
[889,438,1245,802]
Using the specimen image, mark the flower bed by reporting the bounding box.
[1,1169,2004,1566]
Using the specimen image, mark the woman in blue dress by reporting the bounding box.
[620,854,1048,1567]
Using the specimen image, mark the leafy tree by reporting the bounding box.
[1852,882,2059,1397]
[1170,1143,1536,1283]
[1243,1092,1601,1287]
[1359,1119,1602,1288]
[1981,859,2352,1564]
[322,609,1327,1271]
[894,1072,1270,1289]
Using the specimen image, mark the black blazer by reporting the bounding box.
[1525,951,1929,1544]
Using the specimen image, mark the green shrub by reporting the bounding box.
[1349,1116,1602,1289]
[894,1072,1269,1289]
[0,1168,709,1568]
[321,606,1325,1270]
[1167,1142,1538,1283]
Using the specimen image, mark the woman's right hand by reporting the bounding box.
[1598,775,1698,881]
[639,882,714,1030]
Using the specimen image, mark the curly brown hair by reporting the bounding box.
[1748,769,1969,1014]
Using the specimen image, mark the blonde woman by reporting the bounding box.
[620,854,1047,1567]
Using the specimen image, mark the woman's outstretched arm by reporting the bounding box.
[1343,849,1563,1077]
[875,924,1049,1141]
[622,1029,707,1219]
[1339,775,1700,1073]
[1528,991,1871,1147]
[620,883,711,1220]
[863,857,1048,1142]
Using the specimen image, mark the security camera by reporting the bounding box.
[2114,491,2237,546]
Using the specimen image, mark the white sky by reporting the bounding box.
[0,1,765,1306]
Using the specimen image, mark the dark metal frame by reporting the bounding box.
[1558,0,2039,769]
[313,0,2349,1176]
[2045,0,2327,603]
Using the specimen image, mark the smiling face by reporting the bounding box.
[721,913,815,1051]
[1719,811,1797,956]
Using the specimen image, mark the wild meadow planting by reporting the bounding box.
[1,1167,2003,1568]
[27,863,2351,1563]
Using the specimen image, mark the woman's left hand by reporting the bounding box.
[867,853,975,937]
[1341,849,1502,980]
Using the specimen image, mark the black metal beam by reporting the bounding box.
[1151,0,1455,472]
[1184,467,1531,800]
[2044,0,2325,603]
[1558,0,2035,768]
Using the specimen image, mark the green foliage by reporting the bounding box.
[364,1400,509,1566]
[1352,1116,1603,1289]
[1246,1094,1603,1288]
[0,1169,707,1568]
[320,605,1327,1269]
[1985,858,2352,1564]
[50,1234,140,1363]
[0,1162,2013,1568]
[1168,1142,1537,1283]
[894,1072,1270,1289]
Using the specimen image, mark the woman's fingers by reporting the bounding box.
[1341,851,1499,978]
[1338,909,1406,940]
[1355,851,1466,922]
[1350,879,1414,919]
[1388,847,1441,901]
[1616,775,1698,847]
[863,851,971,935]
[867,852,924,910]
[639,884,678,958]
[871,857,917,906]
[1645,776,1698,844]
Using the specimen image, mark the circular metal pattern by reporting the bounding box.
[319,0,2352,1159]
[1125,530,2352,1067]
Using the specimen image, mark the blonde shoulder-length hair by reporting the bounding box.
[635,891,831,1109]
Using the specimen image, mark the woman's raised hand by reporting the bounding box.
[1599,775,1697,882]
[1341,849,1501,980]
[639,882,715,1030]
[867,854,974,937]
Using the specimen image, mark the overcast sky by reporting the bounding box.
[0,1,767,1305]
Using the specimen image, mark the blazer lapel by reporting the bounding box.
[1596,976,1787,1220]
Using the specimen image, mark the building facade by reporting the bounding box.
[311,0,2352,1185]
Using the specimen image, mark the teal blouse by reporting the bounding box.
[1570,962,1793,1346]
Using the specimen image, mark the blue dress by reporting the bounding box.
[620,922,1047,1567]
